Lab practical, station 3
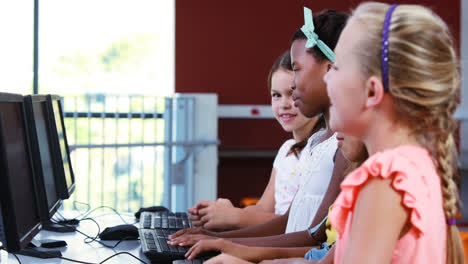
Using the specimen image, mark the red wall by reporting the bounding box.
[176,0,461,203]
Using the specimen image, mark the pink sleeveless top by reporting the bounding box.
[330,145,447,264]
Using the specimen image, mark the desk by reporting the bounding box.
[4,211,151,264]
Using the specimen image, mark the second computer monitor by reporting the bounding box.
[24,95,63,221]
[45,95,75,199]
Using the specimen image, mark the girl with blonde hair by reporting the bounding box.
[325,2,464,263]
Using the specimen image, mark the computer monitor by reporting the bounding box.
[0,93,42,252]
[24,95,62,222]
[45,95,75,199]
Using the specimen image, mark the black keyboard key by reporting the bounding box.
[163,229,171,238]
[177,246,189,254]
[156,229,164,237]
[168,244,178,253]
[169,219,176,229]
[157,237,171,253]
[175,212,186,218]
[154,217,162,228]
[147,241,158,251]
[176,219,183,229]
[193,259,203,264]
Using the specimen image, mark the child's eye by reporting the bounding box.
[331,65,339,71]
[271,93,281,98]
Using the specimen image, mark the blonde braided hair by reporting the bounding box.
[352,3,464,263]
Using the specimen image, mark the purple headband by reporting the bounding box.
[448,217,456,226]
[381,4,398,93]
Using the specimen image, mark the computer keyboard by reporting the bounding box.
[173,258,204,264]
[139,228,190,263]
[139,211,195,263]
[140,211,193,230]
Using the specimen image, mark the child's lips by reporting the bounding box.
[280,114,297,122]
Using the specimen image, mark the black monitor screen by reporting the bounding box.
[30,100,61,215]
[50,98,74,195]
[0,101,41,251]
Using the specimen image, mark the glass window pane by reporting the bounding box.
[0,2,34,95]
[39,0,174,96]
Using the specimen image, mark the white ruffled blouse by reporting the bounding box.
[285,131,337,233]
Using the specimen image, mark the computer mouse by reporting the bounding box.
[134,205,169,219]
[99,224,139,240]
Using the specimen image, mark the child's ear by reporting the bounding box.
[364,76,385,108]
[326,62,333,72]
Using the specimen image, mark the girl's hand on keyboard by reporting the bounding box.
[168,227,215,240]
[205,253,254,264]
[186,239,247,261]
[168,233,215,246]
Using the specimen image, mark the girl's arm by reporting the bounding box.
[213,209,289,238]
[171,150,347,247]
[228,150,348,248]
[205,254,255,264]
[169,209,289,246]
[186,239,312,263]
[198,169,279,231]
[340,177,409,264]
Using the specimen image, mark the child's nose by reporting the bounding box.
[281,98,292,109]
[290,80,296,90]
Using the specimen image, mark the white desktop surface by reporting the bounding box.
[5,211,151,264]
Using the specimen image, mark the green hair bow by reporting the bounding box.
[300,7,335,62]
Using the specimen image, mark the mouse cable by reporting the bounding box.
[2,247,22,264]
[54,203,136,226]
[52,201,91,224]
[79,205,132,225]
[73,200,92,218]
[56,200,91,222]
[7,241,146,264]
[51,218,137,249]
[98,251,148,264]
[25,250,95,264]
[77,217,136,248]
[56,251,148,264]
[10,252,22,264]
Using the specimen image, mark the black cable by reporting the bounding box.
[32,250,95,264]
[24,249,144,264]
[51,200,91,223]
[76,218,101,244]
[54,203,137,226]
[73,201,92,218]
[79,206,132,224]
[99,252,148,264]
[53,211,67,221]
[56,256,95,264]
[56,251,148,264]
[11,253,22,264]
[50,218,137,249]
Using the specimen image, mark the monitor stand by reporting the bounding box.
[42,220,76,233]
[17,239,63,259]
